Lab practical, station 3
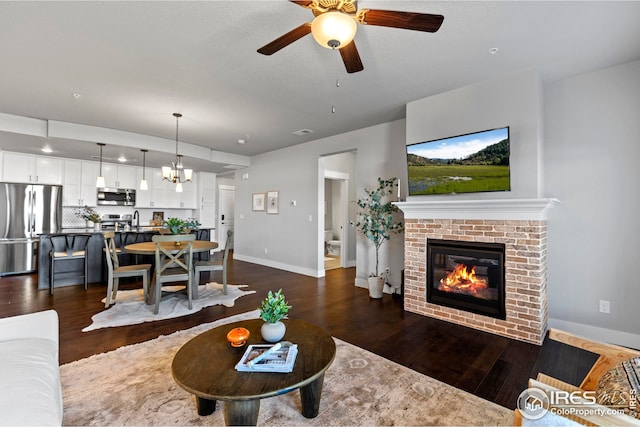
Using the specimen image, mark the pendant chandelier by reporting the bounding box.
[162,113,192,193]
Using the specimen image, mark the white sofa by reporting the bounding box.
[0,310,63,426]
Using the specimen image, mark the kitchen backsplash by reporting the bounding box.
[62,206,194,228]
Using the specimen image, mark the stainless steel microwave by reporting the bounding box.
[97,188,136,206]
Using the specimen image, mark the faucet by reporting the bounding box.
[133,210,140,230]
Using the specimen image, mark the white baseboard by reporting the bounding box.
[233,253,322,278]
[355,277,397,295]
[549,318,640,350]
[355,277,368,289]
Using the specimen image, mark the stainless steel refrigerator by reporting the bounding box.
[0,182,62,275]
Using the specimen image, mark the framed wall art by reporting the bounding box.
[252,193,265,211]
[266,190,279,214]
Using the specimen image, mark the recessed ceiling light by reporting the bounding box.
[293,129,314,136]
[488,47,499,55]
[41,146,53,153]
[117,156,127,163]
[71,93,81,99]
[237,139,246,144]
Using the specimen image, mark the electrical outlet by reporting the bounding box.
[599,300,610,314]
[384,267,390,276]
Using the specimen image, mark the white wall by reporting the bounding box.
[321,151,357,267]
[406,69,543,199]
[404,63,640,347]
[544,60,640,348]
[233,120,406,286]
[232,61,640,347]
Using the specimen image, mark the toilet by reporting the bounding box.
[324,230,341,256]
[327,240,341,256]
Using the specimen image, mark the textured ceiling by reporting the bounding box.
[1,1,639,173]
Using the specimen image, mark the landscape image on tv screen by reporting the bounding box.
[406,127,510,196]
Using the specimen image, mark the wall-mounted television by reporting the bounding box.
[406,127,510,196]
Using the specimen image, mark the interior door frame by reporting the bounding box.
[322,170,349,272]
[216,184,235,252]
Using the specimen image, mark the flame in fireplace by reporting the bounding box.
[438,264,488,295]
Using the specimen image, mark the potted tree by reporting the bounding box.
[352,177,404,298]
[258,289,291,342]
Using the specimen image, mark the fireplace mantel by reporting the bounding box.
[396,198,559,221]
[399,197,559,345]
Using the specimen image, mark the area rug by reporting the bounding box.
[82,282,255,332]
[63,313,513,426]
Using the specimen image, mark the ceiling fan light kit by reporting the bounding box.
[258,0,444,74]
[311,10,357,49]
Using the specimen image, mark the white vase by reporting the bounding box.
[94,222,101,231]
[367,276,385,299]
[261,321,286,343]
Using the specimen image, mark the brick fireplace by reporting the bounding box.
[396,199,557,345]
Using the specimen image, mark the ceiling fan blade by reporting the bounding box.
[358,9,444,33]
[289,0,314,7]
[339,40,364,74]
[257,23,312,55]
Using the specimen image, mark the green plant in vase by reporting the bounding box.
[258,289,291,343]
[164,217,189,235]
[186,218,201,230]
[74,205,101,229]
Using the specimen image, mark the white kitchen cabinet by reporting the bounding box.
[63,160,99,206]
[135,166,162,208]
[101,164,137,189]
[197,172,217,227]
[146,168,196,208]
[151,168,171,207]
[80,162,99,206]
[2,152,63,184]
[62,160,81,206]
[178,173,197,209]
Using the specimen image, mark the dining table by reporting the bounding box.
[124,239,218,305]
[124,240,218,256]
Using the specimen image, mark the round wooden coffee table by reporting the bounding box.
[171,318,336,426]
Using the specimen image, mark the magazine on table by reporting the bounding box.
[235,342,298,373]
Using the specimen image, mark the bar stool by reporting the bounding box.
[48,234,91,295]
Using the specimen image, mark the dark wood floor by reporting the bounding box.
[0,255,597,411]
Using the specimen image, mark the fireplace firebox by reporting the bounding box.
[427,239,506,320]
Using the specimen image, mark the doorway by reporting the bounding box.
[319,151,356,276]
[323,171,349,271]
[217,184,235,251]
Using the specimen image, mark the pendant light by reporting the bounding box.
[96,143,106,188]
[161,113,193,193]
[139,149,148,190]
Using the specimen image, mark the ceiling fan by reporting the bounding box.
[257,0,444,74]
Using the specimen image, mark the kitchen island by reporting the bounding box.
[37,228,212,290]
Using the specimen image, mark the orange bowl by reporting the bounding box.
[226,327,250,347]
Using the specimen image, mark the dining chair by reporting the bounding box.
[48,233,91,295]
[151,234,195,315]
[103,231,152,308]
[193,230,233,298]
